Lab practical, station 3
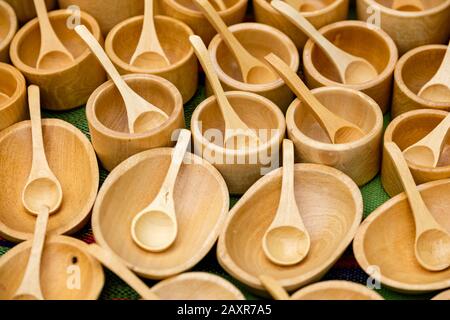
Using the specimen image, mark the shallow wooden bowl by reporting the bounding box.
[105,15,197,103]
[0,235,104,300]
[432,289,450,300]
[290,280,383,300]
[392,45,450,118]
[354,179,450,293]
[10,9,106,111]
[357,0,450,55]
[286,87,383,186]
[208,22,299,112]
[5,0,55,24]
[253,0,349,49]
[0,63,27,131]
[0,119,99,242]
[302,20,398,113]
[86,74,185,172]
[0,0,17,63]
[92,147,229,279]
[217,163,363,295]
[191,91,286,195]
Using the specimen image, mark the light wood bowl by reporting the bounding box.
[4,0,56,24]
[286,87,383,186]
[86,74,185,172]
[290,280,383,300]
[356,0,450,55]
[0,235,104,300]
[0,63,27,131]
[432,289,450,300]
[208,22,299,112]
[158,0,248,45]
[9,9,106,111]
[0,119,99,242]
[217,163,363,295]
[92,147,229,280]
[302,20,398,114]
[191,91,286,195]
[0,0,17,63]
[354,178,450,293]
[151,272,245,299]
[381,109,450,197]
[392,44,450,118]
[253,0,349,49]
[105,15,198,103]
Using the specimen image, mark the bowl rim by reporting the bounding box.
[163,0,248,17]
[254,0,349,17]
[0,62,26,112]
[0,0,18,54]
[360,0,450,17]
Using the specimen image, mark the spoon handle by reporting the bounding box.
[420,113,450,155]
[259,275,290,300]
[430,41,450,84]
[277,140,296,219]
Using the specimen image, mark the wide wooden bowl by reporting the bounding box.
[302,20,398,113]
[286,87,383,186]
[0,0,17,63]
[354,179,450,293]
[10,9,106,111]
[92,147,229,280]
[0,235,104,300]
[0,119,99,242]
[253,0,349,49]
[191,91,286,195]
[105,15,198,103]
[432,289,450,300]
[4,0,55,24]
[208,22,299,112]
[217,163,363,295]
[356,0,450,55]
[0,63,27,131]
[392,44,450,118]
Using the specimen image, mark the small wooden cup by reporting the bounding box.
[86,74,185,172]
[158,0,248,45]
[392,44,450,118]
[253,0,349,49]
[4,0,56,24]
[10,9,106,111]
[290,280,383,300]
[0,0,16,63]
[0,63,27,131]
[381,109,450,197]
[208,22,300,112]
[302,20,398,113]
[356,0,450,55]
[105,15,198,103]
[286,87,383,186]
[191,91,286,195]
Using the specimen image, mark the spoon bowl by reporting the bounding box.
[415,229,450,271]
[263,226,310,265]
[391,0,424,11]
[36,50,73,70]
[131,52,169,69]
[344,60,379,85]
[22,177,62,214]
[404,146,436,168]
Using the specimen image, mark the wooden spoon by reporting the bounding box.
[259,275,290,300]
[392,0,424,11]
[285,0,324,11]
[385,142,450,271]
[131,129,191,252]
[403,113,450,168]
[271,0,378,85]
[265,53,365,144]
[193,0,277,85]
[75,25,168,133]
[189,35,259,149]
[34,0,74,70]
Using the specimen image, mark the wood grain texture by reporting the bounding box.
[4,0,55,23]
[290,280,383,300]
[0,63,27,131]
[0,0,17,63]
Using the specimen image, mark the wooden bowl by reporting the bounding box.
[10,9,106,111]
[392,44,450,118]
[58,0,144,35]
[354,179,450,293]
[4,0,56,24]
[151,272,245,299]
[92,147,229,279]
[286,87,383,186]
[0,235,104,300]
[158,0,248,45]
[105,15,198,103]
[381,109,450,197]
[432,289,450,300]
[253,0,349,49]
[0,0,17,63]
[86,74,185,172]
[217,163,363,295]
[0,63,27,131]
[356,0,450,55]
[302,20,398,113]
[208,22,299,112]
[191,91,286,195]
[0,119,99,242]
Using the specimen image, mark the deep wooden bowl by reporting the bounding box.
[354,178,450,293]
[92,147,229,279]
[0,0,17,63]
[0,63,27,131]
[432,289,450,300]
[286,87,383,186]
[10,9,106,111]
[302,20,398,113]
[105,15,198,103]
[217,163,363,295]
[0,119,99,242]
[0,235,104,300]
[291,280,383,300]
[4,0,55,24]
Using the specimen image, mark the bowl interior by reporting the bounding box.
[262,0,336,12]
[0,67,17,98]
[0,4,12,42]
[291,282,381,300]
[373,0,446,11]
[174,0,240,11]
